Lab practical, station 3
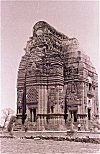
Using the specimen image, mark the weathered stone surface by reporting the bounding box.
[16,21,99,131]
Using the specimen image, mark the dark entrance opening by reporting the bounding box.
[30,109,32,122]
[89,83,92,91]
[88,108,91,120]
[73,111,77,122]
[51,106,54,113]
[33,108,36,122]
[70,111,77,122]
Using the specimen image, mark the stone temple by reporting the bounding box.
[16,21,99,131]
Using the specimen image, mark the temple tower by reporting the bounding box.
[16,21,99,130]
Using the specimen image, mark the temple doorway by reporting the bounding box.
[73,111,77,122]
[70,110,77,122]
[30,108,36,122]
[27,88,38,122]
[33,108,36,122]
[88,108,91,120]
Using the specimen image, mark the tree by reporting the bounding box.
[1,108,14,130]
[7,115,16,135]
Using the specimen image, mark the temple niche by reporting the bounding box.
[16,21,99,131]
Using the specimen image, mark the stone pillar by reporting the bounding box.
[57,85,59,113]
[38,85,41,114]
[79,82,84,116]
[37,116,41,130]
[44,86,47,114]
[68,110,71,120]
[41,85,43,114]
[27,107,30,121]
[44,116,46,126]
[41,117,45,131]
[61,115,65,126]
[77,105,81,122]
[85,109,89,130]
[71,113,74,130]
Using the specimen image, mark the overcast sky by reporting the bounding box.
[0,1,99,116]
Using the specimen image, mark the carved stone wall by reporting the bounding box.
[16,21,99,130]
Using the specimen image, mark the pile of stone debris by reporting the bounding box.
[21,135,100,144]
